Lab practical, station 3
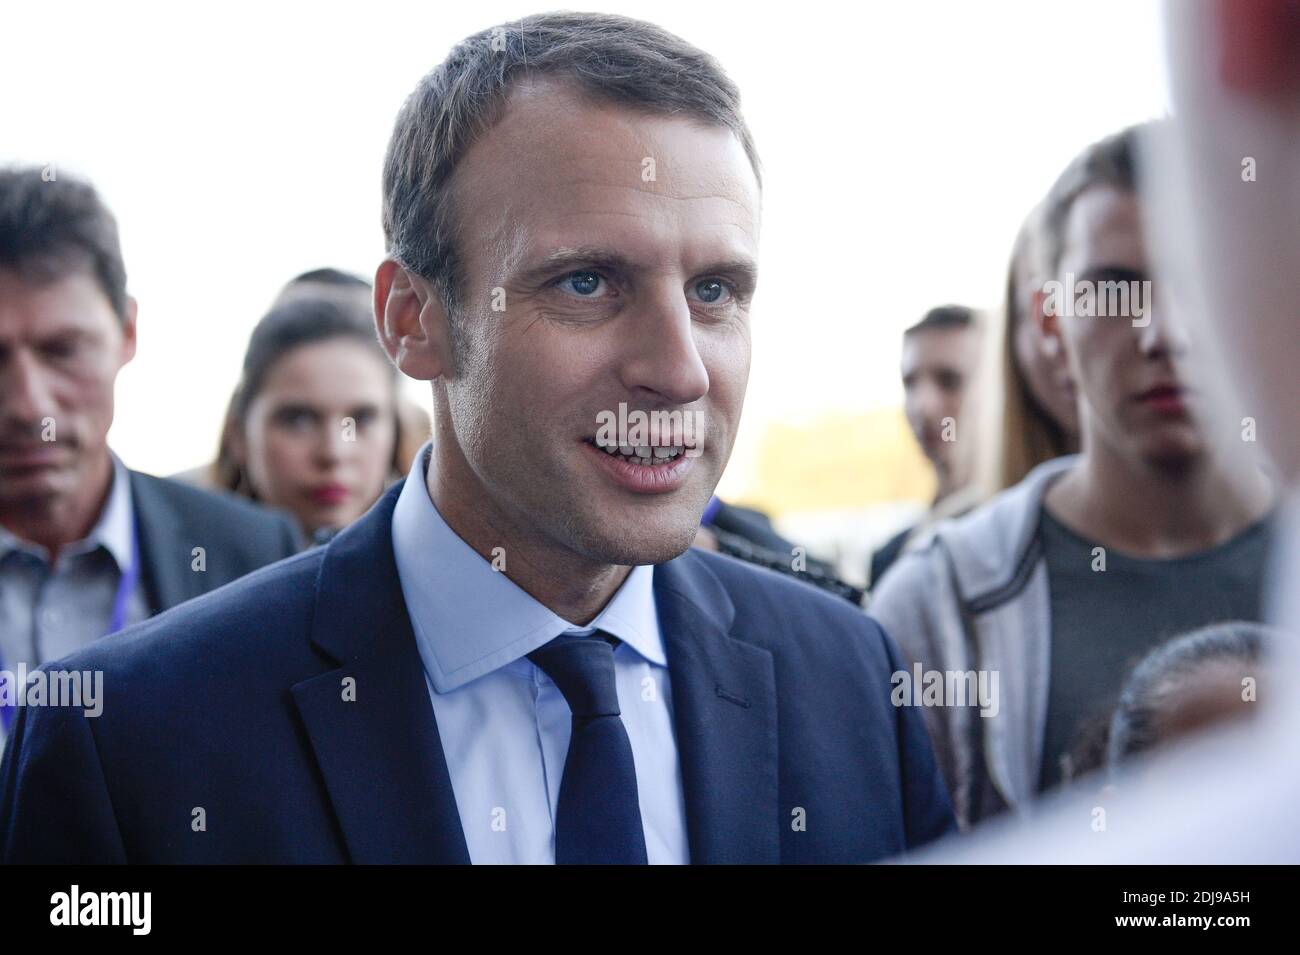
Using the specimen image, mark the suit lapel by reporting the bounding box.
[655,553,780,864]
[128,470,199,612]
[292,488,780,864]
[292,484,470,864]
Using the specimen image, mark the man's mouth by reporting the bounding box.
[0,443,66,468]
[1135,384,1190,414]
[583,437,690,466]
[579,437,698,494]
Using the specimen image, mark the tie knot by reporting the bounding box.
[527,631,621,719]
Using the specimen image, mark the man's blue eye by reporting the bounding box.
[565,271,603,296]
[695,279,727,304]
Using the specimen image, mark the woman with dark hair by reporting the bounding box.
[212,295,409,542]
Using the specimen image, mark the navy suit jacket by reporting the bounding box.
[0,482,954,863]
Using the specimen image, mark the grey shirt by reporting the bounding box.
[1036,506,1274,790]
[0,452,152,673]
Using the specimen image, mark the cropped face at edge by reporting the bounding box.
[1159,0,1300,484]
[418,79,761,567]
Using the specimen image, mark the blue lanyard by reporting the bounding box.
[107,520,141,636]
[700,495,722,527]
[0,520,140,733]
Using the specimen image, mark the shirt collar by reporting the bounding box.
[0,450,135,571]
[391,442,664,693]
[97,451,136,571]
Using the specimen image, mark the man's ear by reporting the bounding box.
[119,296,139,368]
[1032,288,1063,359]
[374,259,454,381]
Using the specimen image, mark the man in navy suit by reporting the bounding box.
[0,12,953,864]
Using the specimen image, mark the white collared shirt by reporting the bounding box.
[390,443,689,864]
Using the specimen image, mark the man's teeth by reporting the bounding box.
[597,441,687,464]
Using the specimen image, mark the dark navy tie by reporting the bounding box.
[528,631,649,865]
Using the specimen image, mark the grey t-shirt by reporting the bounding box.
[1037,506,1274,790]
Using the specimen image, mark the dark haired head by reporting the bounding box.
[904,304,977,338]
[0,166,129,323]
[232,297,392,425]
[212,295,403,495]
[1108,621,1271,768]
[1041,124,1147,278]
[381,12,760,326]
[287,267,370,289]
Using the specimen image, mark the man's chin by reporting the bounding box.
[570,517,700,568]
[1141,433,1206,477]
[0,468,70,505]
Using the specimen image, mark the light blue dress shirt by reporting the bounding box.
[390,443,690,864]
[0,451,149,755]
[0,450,149,670]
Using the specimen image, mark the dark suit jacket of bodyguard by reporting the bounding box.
[126,470,302,612]
[0,481,954,863]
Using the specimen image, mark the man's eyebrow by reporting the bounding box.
[515,248,637,284]
[703,259,760,288]
[1076,264,1147,281]
[33,326,92,347]
[514,247,759,288]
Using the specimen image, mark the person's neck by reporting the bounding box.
[1044,437,1275,558]
[425,441,630,626]
[0,451,115,563]
[932,458,970,509]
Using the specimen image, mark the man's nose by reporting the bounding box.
[618,287,710,406]
[0,348,59,425]
[911,380,944,423]
[1137,291,1190,359]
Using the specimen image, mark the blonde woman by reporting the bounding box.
[983,205,1080,493]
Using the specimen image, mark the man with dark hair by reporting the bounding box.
[1106,621,1270,767]
[0,167,302,752]
[870,123,1276,829]
[870,304,983,587]
[0,13,953,864]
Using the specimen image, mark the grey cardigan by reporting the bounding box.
[868,455,1078,829]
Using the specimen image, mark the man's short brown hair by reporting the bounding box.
[1040,124,1148,278]
[381,12,761,320]
[0,167,129,323]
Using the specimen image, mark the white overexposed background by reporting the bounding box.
[0,0,1171,557]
